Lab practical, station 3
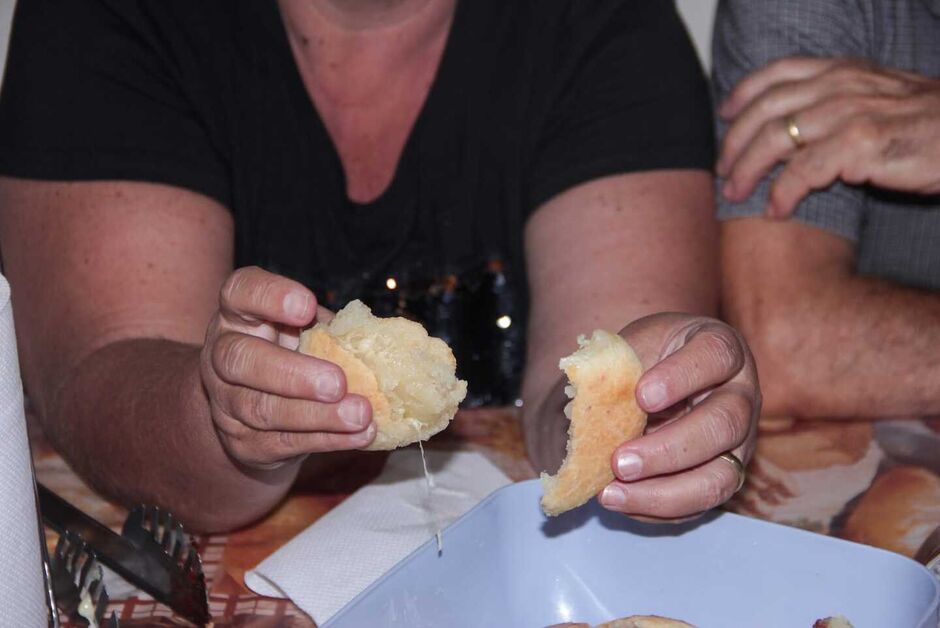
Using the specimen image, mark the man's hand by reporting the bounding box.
[598,313,760,520]
[718,57,940,217]
[202,266,375,469]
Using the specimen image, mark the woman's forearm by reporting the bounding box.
[45,338,300,532]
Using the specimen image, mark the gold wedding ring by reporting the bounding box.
[785,115,805,148]
[718,451,747,493]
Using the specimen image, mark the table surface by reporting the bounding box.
[32,408,940,627]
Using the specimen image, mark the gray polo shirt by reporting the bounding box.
[713,0,940,291]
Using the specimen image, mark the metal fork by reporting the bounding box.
[122,504,203,578]
[50,531,119,627]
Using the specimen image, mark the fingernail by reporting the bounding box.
[284,292,310,320]
[356,422,377,443]
[616,452,643,481]
[639,380,668,411]
[601,485,627,509]
[338,399,368,430]
[314,371,342,400]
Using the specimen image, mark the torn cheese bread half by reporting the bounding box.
[298,300,467,451]
[540,330,647,516]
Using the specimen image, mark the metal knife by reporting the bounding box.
[38,484,210,625]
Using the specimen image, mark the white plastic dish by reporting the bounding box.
[323,479,940,627]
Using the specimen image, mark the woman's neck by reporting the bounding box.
[277,0,455,105]
[284,0,445,31]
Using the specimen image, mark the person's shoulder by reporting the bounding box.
[716,0,870,47]
[714,0,870,80]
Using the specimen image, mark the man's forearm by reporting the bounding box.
[45,338,299,532]
[752,275,940,418]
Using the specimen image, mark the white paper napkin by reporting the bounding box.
[245,448,510,624]
[0,274,49,625]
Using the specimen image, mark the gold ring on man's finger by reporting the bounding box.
[717,451,747,493]
[785,115,805,148]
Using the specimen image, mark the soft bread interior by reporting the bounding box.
[298,300,467,451]
[540,330,646,516]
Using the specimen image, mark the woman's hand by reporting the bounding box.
[718,57,940,217]
[200,266,375,470]
[599,313,760,521]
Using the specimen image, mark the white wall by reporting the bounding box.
[0,0,11,81]
[0,0,16,84]
[676,0,718,71]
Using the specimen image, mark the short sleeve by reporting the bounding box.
[527,2,715,211]
[0,0,230,206]
[712,0,868,241]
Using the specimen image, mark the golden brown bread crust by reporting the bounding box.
[597,616,695,628]
[812,616,854,628]
[540,330,647,516]
[297,300,466,451]
[298,328,393,450]
[842,465,940,557]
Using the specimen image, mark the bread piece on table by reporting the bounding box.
[545,616,694,628]
[813,616,854,628]
[842,465,940,557]
[540,330,647,516]
[298,300,467,451]
[597,616,695,628]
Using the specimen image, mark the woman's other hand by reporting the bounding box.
[599,313,760,521]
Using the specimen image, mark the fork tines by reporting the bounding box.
[51,531,120,626]
[123,504,203,579]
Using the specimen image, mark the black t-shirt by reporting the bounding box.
[0,0,714,405]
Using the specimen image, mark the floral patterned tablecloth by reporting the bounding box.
[33,409,940,626]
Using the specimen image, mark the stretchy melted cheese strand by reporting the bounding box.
[417,438,443,553]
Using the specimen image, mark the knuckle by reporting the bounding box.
[215,333,255,380]
[845,117,880,147]
[754,93,777,117]
[280,360,309,395]
[655,438,685,472]
[276,430,302,451]
[220,268,252,309]
[826,63,860,86]
[209,402,242,435]
[788,148,825,180]
[644,484,671,515]
[755,118,784,148]
[237,389,274,430]
[701,469,730,509]
[221,266,277,315]
[721,128,743,157]
[705,395,750,448]
[698,326,744,374]
[826,94,864,117]
[221,434,263,466]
